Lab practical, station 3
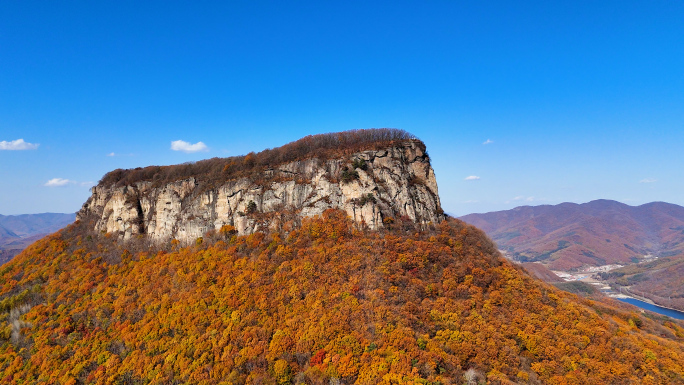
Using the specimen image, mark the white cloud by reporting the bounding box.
[512,196,534,201]
[44,178,93,187]
[107,152,116,156]
[507,196,536,204]
[639,178,657,183]
[0,139,39,150]
[464,175,481,181]
[45,178,72,187]
[483,139,493,145]
[171,140,209,153]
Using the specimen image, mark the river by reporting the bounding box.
[617,297,684,320]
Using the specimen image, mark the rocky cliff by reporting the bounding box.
[77,134,444,244]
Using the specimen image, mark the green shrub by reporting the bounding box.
[351,158,368,171]
[358,193,376,206]
[340,167,359,183]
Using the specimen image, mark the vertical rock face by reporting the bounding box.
[77,139,445,244]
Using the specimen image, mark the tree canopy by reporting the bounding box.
[1,210,684,384]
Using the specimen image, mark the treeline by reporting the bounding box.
[99,128,420,188]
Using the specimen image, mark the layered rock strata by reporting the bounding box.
[77,139,444,244]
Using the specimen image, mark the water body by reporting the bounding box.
[617,297,684,320]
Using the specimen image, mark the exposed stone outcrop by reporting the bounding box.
[77,139,444,244]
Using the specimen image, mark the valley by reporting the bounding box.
[473,202,684,314]
[548,263,684,319]
[0,213,75,265]
[484,207,684,316]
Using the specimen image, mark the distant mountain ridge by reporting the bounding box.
[0,213,76,264]
[459,199,684,270]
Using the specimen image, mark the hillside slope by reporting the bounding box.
[0,213,76,239]
[598,254,684,311]
[1,211,684,384]
[0,213,76,265]
[460,200,684,270]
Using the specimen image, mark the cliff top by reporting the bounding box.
[98,128,422,189]
[80,128,441,241]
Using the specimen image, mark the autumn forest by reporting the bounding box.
[1,211,684,384]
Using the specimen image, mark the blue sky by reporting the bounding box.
[1,1,683,216]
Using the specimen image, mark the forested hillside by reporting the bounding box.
[598,254,684,311]
[1,210,684,384]
[0,213,76,265]
[460,200,684,270]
